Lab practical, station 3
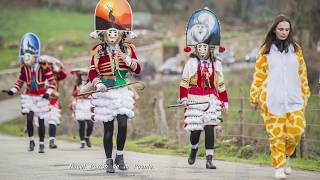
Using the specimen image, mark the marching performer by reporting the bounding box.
[179,8,228,169]
[7,33,56,153]
[88,0,141,173]
[70,68,94,148]
[41,55,67,149]
[250,15,310,179]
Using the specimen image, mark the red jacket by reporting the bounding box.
[13,62,56,95]
[88,43,141,84]
[49,65,67,105]
[179,61,228,103]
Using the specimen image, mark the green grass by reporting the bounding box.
[0,8,92,45]
[222,29,265,39]
[1,116,319,171]
[0,49,18,69]
[0,8,93,69]
[0,116,25,136]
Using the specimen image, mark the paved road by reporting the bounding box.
[0,134,319,180]
[0,97,20,123]
[0,63,319,180]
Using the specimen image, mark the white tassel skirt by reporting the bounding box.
[20,94,50,119]
[184,94,223,131]
[91,87,135,122]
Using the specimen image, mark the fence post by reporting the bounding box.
[300,133,305,158]
[158,92,169,136]
[239,87,245,146]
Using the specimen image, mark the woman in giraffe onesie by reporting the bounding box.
[250,15,310,179]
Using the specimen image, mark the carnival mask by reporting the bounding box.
[103,28,120,45]
[196,43,209,60]
[23,53,36,66]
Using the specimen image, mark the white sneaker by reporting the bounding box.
[275,168,287,179]
[284,157,292,175]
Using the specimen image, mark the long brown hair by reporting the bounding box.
[262,14,299,54]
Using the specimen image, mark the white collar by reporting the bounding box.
[200,58,211,64]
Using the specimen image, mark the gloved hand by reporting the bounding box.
[96,83,108,92]
[42,93,50,100]
[178,98,188,108]
[7,90,14,96]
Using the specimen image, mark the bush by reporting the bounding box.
[237,145,255,159]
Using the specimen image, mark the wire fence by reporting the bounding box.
[162,91,320,158]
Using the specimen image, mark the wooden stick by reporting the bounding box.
[167,101,209,108]
[77,81,145,97]
[1,90,21,95]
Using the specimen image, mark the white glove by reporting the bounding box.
[96,83,107,92]
[224,102,228,110]
[178,98,188,106]
[124,56,132,66]
[10,87,18,93]
[46,88,53,95]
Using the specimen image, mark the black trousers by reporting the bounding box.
[103,114,128,158]
[190,125,215,149]
[78,120,94,141]
[26,112,45,142]
[49,124,56,138]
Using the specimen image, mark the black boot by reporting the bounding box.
[115,154,128,170]
[28,140,35,151]
[206,155,216,169]
[188,148,198,165]
[106,159,115,173]
[80,142,85,149]
[39,144,45,153]
[85,138,91,148]
[49,139,58,149]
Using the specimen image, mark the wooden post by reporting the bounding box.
[300,133,305,158]
[174,108,181,148]
[239,87,245,146]
[158,92,169,136]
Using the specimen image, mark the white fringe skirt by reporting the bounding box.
[73,98,93,121]
[184,94,223,131]
[20,94,50,119]
[91,87,135,122]
[45,105,61,125]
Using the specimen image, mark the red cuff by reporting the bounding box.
[57,68,67,81]
[218,90,228,102]
[180,86,188,100]
[132,62,141,74]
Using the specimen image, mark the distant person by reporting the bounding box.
[34,55,67,149]
[250,15,310,179]
[70,68,94,149]
[6,33,57,153]
[179,8,228,169]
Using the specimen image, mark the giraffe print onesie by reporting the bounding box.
[250,44,310,168]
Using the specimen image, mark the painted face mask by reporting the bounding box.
[103,28,120,45]
[196,43,209,60]
[23,53,36,66]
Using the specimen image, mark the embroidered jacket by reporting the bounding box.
[12,62,56,95]
[179,58,228,103]
[88,43,141,87]
[49,65,67,106]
